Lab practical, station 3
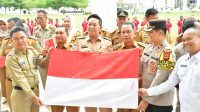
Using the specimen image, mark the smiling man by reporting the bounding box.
[137,19,175,112]
[139,27,200,112]
[75,14,112,112]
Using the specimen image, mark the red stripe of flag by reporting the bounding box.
[48,48,140,79]
[0,56,6,68]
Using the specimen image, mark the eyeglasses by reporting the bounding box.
[121,30,133,35]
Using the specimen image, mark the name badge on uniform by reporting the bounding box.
[158,49,174,70]
[180,65,187,67]
[19,59,25,66]
[81,45,88,48]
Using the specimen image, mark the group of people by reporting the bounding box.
[0,7,200,112]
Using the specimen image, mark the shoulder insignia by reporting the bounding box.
[4,36,11,40]
[103,37,111,41]
[27,46,35,51]
[177,33,183,38]
[111,29,118,34]
[74,30,83,37]
[49,25,56,30]
[28,36,37,40]
[113,43,122,50]
[137,42,147,48]
[77,36,87,39]
[7,49,15,57]
[138,27,144,32]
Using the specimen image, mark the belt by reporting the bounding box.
[14,86,38,91]
[6,77,12,81]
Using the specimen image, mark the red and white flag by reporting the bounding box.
[43,48,140,108]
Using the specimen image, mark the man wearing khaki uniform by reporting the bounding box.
[33,10,55,87]
[6,27,47,112]
[135,8,158,44]
[110,11,128,51]
[1,19,40,109]
[137,20,174,112]
[116,22,143,112]
[75,14,112,112]
[50,27,80,112]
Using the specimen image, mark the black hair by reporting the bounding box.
[9,26,27,37]
[145,8,158,18]
[87,14,102,27]
[37,10,47,17]
[182,21,196,33]
[7,17,24,27]
[122,22,135,29]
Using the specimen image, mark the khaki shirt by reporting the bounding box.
[75,36,112,52]
[141,40,175,106]
[6,46,45,98]
[110,28,123,46]
[33,24,56,48]
[1,36,41,56]
[135,27,151,44]
[116,41,139,50]
[56,42,72,50]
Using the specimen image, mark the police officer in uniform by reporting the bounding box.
[6,27,47,112]
[33,10,56,48]
[110,10,128,50]
[135,8,158,44]
[137,19,174,112]
[75,14,112,112]
[50,26,80,112]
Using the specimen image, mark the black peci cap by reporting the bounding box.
[145,19,166,32]
[117,10,128,17]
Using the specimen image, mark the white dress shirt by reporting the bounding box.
[147,51,200,112]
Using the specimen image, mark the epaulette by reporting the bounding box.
[28,36,37,40]
[136,42,147,48]
[77,36,87,39]
[138,27,144,32]
[103,37,111,41]
[7,49,15,57]
[113,43,122,50]
[27,46,34,49]
[101,28,109,32]
[177,33,183,38]
[111,28,118,34]
[83,31,88,36]
[74,31,83,37]
[49,25,56,30]
[4,36,11,40]
[33,26,39,30]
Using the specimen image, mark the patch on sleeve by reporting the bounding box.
[158,49,174,70]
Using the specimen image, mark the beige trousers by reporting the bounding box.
[11,88,39,112]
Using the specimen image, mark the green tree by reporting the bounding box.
[47,0,88,10]
[0,0,15,13]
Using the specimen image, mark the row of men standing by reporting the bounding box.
[0,7,194,112]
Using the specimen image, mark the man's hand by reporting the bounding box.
[32,96,43,107]
[137,100,148,111]
[138,88,148,97]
